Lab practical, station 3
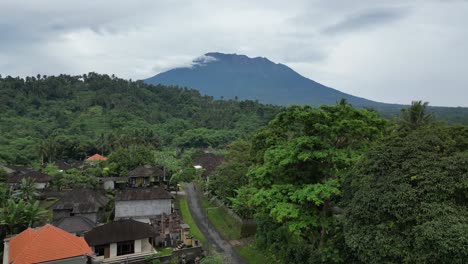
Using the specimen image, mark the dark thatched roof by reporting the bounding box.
[116,187,173,201]
[84,219,157,245]
[52,216,96,234]
[49,188,109,213]
[7,170,52,183]
[128,165,164,178]
[192,153,225,176]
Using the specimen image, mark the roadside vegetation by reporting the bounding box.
[176,192,207,244]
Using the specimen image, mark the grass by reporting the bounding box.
[155,247,173,256]
[199,194,242,240]
[236,243,279,264]
[39,197,58,222]
[177,194,207,244]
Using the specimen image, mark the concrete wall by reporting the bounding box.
[34,182,47,189]
[3,241,9,264]
[110,243,117,257]
[141,238,153,253]
[103,180,114,190]
[134,239,142,253]
[115,199,171,219]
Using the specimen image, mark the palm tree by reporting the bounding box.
[13,178,39,203]
[399,101,433,130]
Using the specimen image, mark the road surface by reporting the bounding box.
[183,182,246,264]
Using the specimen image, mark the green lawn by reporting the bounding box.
[200,195,241,240]
[236,243,279,264]
[155,247,173,256]
[177,194,207,244]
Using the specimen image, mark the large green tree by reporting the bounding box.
[238,103,388,263]
[342,127,468,263]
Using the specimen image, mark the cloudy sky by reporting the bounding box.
[1,0,467,106]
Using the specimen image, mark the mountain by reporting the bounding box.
[145,52,468,123]
[146,52,379,107]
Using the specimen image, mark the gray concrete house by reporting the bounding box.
[115,187,173,222]
[49,188,109,223]
[6,170,52,190]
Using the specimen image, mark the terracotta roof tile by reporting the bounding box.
[86,154,107,161]
[7,224,93,264]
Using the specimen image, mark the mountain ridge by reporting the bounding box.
[145,52,403,107]
[144,52,468,123]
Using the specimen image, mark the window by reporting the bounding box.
[94,245,107,256]
[117,241,134,256]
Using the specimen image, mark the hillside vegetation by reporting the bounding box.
[0,73,281,164]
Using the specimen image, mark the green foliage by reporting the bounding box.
[0,73,281,164]
[342,127,468,263]
[209,140,251,203]
[0,168,7,183]
[398,100,433,130]
[0,179,47,235]
[239,103,388,263]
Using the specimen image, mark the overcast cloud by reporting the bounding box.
[1,0,467,106]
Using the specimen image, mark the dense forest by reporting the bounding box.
[208,102,468,263]
[0,73,467,263]
[0,73,281,164]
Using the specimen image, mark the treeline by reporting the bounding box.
[0,73,282,164]
[208,101,468,263]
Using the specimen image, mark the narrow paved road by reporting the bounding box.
[183,182,246,264]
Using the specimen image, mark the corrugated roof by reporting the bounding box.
[116,187,173,201]
[7,224,93,264]
[49,188,109,213]
[52,216,97,234]
[84,219,157,246]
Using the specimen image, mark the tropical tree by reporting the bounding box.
[12,178,39,203]
[342,127,468,263]
[399,101,433,130]
[238,104,388,263]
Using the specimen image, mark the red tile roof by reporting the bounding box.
[7,224,93,264]
[86,154,108,161]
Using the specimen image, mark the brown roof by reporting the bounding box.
[7,225,93,264]
[128,165,164,178]
[192,153,225,176]
[116,187,173,201]
[7,170,52,183]
[84,219,157,246]
[49,188,109,213]
[86,154,107,161]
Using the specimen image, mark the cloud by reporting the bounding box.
[0,0,467,106]
[322,7,408,35]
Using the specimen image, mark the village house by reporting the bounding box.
[84,219,157,260]
[3,224,94,264]
[99,176,128,190]
[49,188,109,223]
[6,170,52,190]
[51,215,96,236]
[115,187,173,222]
[127,165,164,187]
